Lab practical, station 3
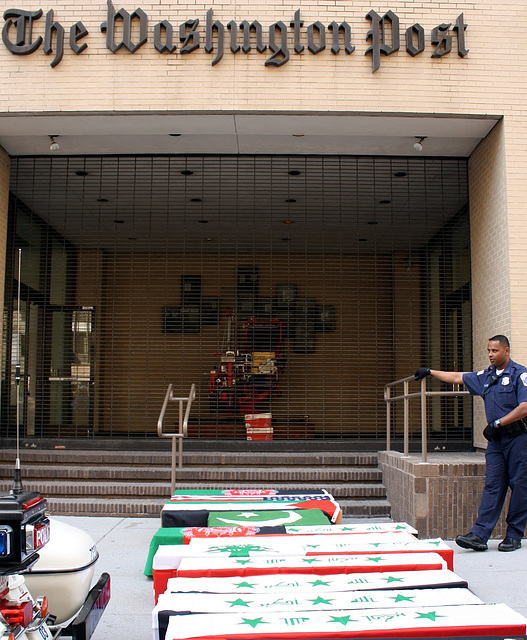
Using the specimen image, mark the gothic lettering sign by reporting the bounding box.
[1,2,468,72]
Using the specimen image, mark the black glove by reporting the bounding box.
[415,367,431,381]
[483,421,501,441]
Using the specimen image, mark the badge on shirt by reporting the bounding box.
[521,373,527,386]
[502,377,510,386]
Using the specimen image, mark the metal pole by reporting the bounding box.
[171,436,176,495]
[385,386,391,450]
[403,379,409,456]
[12,248,23,494]
[421,378,428,462]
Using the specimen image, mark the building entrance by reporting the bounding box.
[1,154,472,444]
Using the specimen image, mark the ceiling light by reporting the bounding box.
[169,133,182,137]
[49,135,59,151]
[283,220,294,225]
[292,134,304,138]
[413,136,427,152]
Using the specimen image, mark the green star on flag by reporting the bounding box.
[392,594,415,603]
[235,581,255,589]
[235,559,252,565]
[329,615,357,626]
[310,578,331,587]
[227,598,252,607]
[309,596,334,605]
[367,556,383,562]
[395,525,407,530]
[416,611,443,621]
[301,557,320,564]
[384,576,404,583]
[240,618,269,628]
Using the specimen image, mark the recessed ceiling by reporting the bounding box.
[11,153,469,254]
[3,112,496,254]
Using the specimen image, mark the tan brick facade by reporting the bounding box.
[1,0,527,534]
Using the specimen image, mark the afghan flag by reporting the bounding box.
[163,603,527,640]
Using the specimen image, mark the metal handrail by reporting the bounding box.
[384,375,470,462]
[157,383,196,494]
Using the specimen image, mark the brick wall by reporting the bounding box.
[379,450,509,539]
[0,1,521,117]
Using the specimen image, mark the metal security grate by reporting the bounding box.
[1,154,471,442]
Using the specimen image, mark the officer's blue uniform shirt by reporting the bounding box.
[462,359,527,423]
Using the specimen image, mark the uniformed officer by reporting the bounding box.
[415,334,527,552]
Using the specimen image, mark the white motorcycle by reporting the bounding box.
[0,489,110,640]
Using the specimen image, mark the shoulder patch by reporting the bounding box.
[477,370,485,376]
[521,372,527,387]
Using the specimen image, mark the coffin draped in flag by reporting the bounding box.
[163,603,527,640]
[152,551,448,602]
[145,524,419,576]
[153,587,483,640]
[161,497,341,528]
[164,569,468,595]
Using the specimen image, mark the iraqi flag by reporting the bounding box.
[164,569,469,595]
[153,588,482,640]
[163,603,527,640]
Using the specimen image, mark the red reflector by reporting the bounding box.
[22,496,44,510]
[37,596,48,618]
[0,599,33,627]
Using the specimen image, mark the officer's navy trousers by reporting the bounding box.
[471,432,527,542]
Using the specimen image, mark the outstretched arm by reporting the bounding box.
[415,367,465,385]
[430,369,465,385]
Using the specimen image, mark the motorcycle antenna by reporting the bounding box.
[12,247,24,495]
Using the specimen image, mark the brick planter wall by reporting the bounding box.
[379,450,509,540]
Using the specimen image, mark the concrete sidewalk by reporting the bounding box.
[51,515,527,640]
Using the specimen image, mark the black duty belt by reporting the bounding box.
[502,420,527,437]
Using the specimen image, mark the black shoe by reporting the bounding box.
[455,532,488,551]
[498,536,521,552]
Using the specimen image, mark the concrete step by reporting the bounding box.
[0,465,382,483]
[0,448,391,519]
[42,497,392,518]
[0,449,381,468]
[0,480,387,500]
